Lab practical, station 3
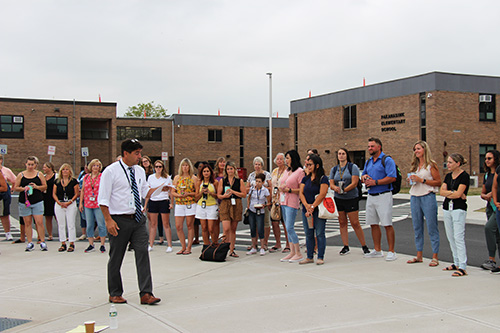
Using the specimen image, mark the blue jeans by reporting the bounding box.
[85,207,107,238]
[443,209,467,270]
[301,209,326,259]
[410,192,439,253]
[282,205,299,244]
[248,210,265,239]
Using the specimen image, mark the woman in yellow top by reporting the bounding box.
[172,158,198,255]
[195,164,219,245]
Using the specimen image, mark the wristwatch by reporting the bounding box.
[288,188,292,193]
[375,179,379,185]
[423,179,427,184]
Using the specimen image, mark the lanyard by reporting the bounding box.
[119,161,133,190]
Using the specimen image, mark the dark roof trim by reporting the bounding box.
[0,97,116,107]
[290,71,500,114]
[171,114,289,128]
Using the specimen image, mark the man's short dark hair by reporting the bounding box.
[368,137,383,149]
[121,139,143,155]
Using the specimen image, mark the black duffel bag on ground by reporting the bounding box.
[199,237,230,262]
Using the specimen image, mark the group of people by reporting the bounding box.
[1,136,499,304]
[0,155,108,254]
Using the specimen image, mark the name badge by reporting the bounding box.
[231,198,236,206]
[449,200,454,211]
[280,193,285,204]
[89,196,96,202]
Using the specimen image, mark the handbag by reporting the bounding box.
[316,189,338,220]
[270,200,282,221]
[243,208,250,225]
[199,236,231,262]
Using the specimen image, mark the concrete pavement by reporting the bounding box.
[1,238,500,332]
[1,194,499,332]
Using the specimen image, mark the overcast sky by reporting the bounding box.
[1,0,499,118]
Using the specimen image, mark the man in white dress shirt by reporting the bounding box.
[98,139,161,305]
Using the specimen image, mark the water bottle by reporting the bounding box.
[109,304,118,329]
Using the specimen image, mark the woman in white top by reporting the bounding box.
[407,141,441,266]
[145,160,173,252]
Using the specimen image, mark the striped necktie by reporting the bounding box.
[128,166,142,222]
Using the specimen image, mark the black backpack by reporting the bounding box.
[331,162,363,200]
[381,155,402,195]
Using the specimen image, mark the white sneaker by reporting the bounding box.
[364,250,384,258]
[5,232,13,241]
[259,248,266,256]
[148,245,153,252]
[246,248,257,255]
[385,251,397,261]
[166,247,173,253]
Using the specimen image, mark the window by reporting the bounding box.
[239,127,244,167]
[344,105,357,129]
[82,128,109,140]
[419,93,426,141]
[479,93,496,121]
[46,117,68,139]
[117,127,162,141]
[208,129,222,142]
[480,144,496,173]
[352,150,366,170]
[0,115,24,138]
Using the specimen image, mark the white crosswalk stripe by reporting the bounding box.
[234,202,410,247]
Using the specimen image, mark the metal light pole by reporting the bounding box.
[266,72,272,172]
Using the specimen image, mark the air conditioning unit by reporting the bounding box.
[479,95,492,103]
[469,176,478,188]
[13,116,23,123]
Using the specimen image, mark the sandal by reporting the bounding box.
[176,250,185,255]
[58,244,67,252]
[451,268,467,277]
[13,239,24,244]
[443,264,457,271]
[406,258,423,264]
[182,250,192,255]
[282,247,290,253]
[67,244,75,252]
[230,251,239,258]
[269,246,281,253]
[429,258,439,267]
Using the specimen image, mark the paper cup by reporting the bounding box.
[84,321,95,333]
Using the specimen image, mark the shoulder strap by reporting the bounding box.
[381,155,387,167]
[333,166,338,176]
[347,162,354,175]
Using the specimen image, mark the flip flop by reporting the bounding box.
[269,246,281,253]
[182,251,192,255]
[452,268,467,277]
[230,251,239,258]
[443,264,457,271]
[176,250,185,255]
[406,258,423,264]
[282,247,290,253]
[429,258,439,267]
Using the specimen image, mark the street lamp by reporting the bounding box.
[266,72,272,172]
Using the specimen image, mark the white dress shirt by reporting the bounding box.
[98,160,149,215]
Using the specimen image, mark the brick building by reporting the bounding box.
[0,98,289,178]
[290,72,500,186]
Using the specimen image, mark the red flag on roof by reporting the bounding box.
[309,90,311,98]
[178,107,180,114]
[218,108,220,116]
[99,94,101,103]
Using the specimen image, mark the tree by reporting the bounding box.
[124,101,168,118]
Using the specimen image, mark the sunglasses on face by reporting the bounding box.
[486,157,493,160]
[155,165,163,169]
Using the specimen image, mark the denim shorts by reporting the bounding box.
[19,201,44,217]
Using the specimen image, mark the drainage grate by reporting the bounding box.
[0,317,32,331]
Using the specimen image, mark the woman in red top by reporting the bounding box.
[80,159,107,253]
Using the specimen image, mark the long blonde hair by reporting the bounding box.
[410,140,437,172]
[56,163,75,182]
[177,158,194,177]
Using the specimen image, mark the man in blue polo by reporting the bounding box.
[361,137,397,261]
